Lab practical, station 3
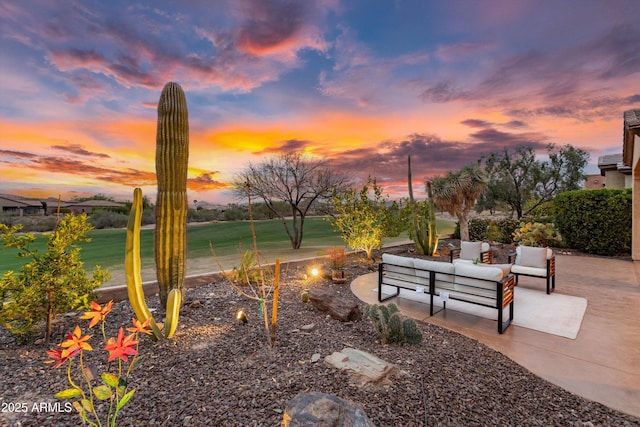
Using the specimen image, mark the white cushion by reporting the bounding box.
[460,241,483,260]
[511,264,547,277]
[381,254,415,286]
[413,258,455,274]
[454,263,504,281]
[382,253,414,268]
[516,246,549,269]
[413,259,454,288]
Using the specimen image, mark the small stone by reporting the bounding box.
[182,415,192,426]
[190,300,202,308]
[311,353,321,363]
[301,323,315,331]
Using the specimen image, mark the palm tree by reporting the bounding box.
[430,163,487,242]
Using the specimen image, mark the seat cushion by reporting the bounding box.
[516,246,548,269]
[460,241,483,261]
[511,264,547,277]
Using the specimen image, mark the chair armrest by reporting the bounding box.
[547,256,556,277]
[481,250,493,264]
[449,247,461,263]
[507,252,516,264]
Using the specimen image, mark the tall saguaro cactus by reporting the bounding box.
[155,82,189,309]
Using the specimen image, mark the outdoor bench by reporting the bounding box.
[378,253,515,333]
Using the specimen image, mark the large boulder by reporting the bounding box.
[325,348,401,388]
[282,392,375,427]
[308,287,361,322]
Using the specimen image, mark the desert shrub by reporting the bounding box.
[187,208,219,222]
[554,189,631,256]
[494,218,520,244]
[0,216,59,232]
[88,209,128,229]
[231,250,271,286]
[468,218,490,240]
[513,221,563,247]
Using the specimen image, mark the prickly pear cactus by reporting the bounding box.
[155,82,189,309]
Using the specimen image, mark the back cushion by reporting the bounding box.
[517,246,548,269]
[460,241,482,260]
[382,253,414,268]
[455,263,503,281]
[381,253,415,282]
[413,258,455,275]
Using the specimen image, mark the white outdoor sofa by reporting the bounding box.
[508,246,556,294]
[378,253,516,334]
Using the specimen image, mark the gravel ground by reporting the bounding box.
[1,243,639,427]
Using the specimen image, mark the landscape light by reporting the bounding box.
[310,267,320,277]
[235,308,247,324]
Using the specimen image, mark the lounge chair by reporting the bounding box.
[450,241,493,264]
[508,246,556,294]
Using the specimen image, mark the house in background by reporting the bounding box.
[0,194,45,216]
[597,153,632,189]
[583,174,606,189]
[622,108,640,262]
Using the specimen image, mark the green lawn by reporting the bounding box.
[0,217,455,275]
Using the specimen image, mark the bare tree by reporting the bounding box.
[233,153,348,249]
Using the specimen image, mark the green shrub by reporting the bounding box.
[554,189,631,256]
[0,214,109,343]
[513,221,562,247]
[462,218,519,243]
[524,200,555,222]
[468,218,490,240]
[494,219,520,244]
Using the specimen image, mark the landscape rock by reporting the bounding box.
[282,392,375,427]
[308,287,361,322]
[325,348,401,388]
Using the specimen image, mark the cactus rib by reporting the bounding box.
[155,81,189,309]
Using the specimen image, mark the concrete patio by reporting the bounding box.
[350,254,640,418]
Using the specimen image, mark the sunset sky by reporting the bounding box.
[1,0,638,203]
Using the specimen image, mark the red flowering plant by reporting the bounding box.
[46,300,152,426]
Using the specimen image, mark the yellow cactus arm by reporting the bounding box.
[164,288,181,338]
[126,188,163,339]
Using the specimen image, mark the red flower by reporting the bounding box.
[80,300,113,328]
[45,347,80,368]
[126,318,153,336]
[104,327,138,363]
